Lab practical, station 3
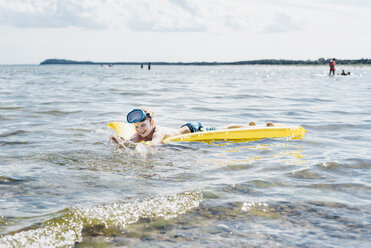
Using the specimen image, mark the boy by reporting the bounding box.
[110,107,193,147]
[110,107,274,147]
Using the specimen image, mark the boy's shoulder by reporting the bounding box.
[153,125,169,134]
[153,125,179,138]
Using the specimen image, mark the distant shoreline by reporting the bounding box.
[40,58,371,66]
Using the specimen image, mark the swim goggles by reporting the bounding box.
[126,109,150,123]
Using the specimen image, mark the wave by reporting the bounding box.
[0,141,31,146]
[35,110,82,116]
[0,130,27,138]
[0,176,25,185]
[0,107,23,110]
[317,159,371,170]
[302,123,358,131]
[0,190,202,248]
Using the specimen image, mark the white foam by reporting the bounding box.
[0,190,202,247]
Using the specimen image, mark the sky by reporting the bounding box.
[0,0,370,64]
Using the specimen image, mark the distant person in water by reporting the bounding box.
[141,64,143,69]
[110,107,274,147]
[340,70,351,76]
[148,62,151,70]
[329,58,336,76]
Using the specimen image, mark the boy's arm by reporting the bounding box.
[110,135,125,143]
[150,131,165,147]
[110,133,142,147]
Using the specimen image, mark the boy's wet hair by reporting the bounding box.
[139,106,154,120]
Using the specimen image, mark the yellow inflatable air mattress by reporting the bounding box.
[108,122,306,143]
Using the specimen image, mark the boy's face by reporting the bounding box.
[134,119,154,137]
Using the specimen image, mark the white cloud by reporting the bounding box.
[0,0,260,32]
[0,0,105,29]
[261,12,305,33]
[168,0,200,15]
[121,0,208,32]
[0,0,210,31]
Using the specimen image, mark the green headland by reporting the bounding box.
[40,58,371,66]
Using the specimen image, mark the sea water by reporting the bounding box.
[0,65,370,247]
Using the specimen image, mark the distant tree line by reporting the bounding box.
[40,59,95,65]
[40,58,371,65]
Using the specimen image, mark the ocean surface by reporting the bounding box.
[0,64,370,247]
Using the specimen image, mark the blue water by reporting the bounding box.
[0,65,370,247]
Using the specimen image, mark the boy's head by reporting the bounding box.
[126,107,155,137]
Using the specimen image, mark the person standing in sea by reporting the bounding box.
[329,58,336,76]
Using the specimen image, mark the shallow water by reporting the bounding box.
[0,65,370,247]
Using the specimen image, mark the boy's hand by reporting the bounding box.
[110,135,122,143]
[110,135,137,148]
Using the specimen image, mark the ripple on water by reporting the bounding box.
[315,159,371,179]
[35,110,82,116]
[80,198,370,247]
[306,123,359,131]
[0,106,24,110]
[287,168,324,179]
[0,130,28,138]
[0,190,202,247]
[0,176,25,185]
[0,141,31,146]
